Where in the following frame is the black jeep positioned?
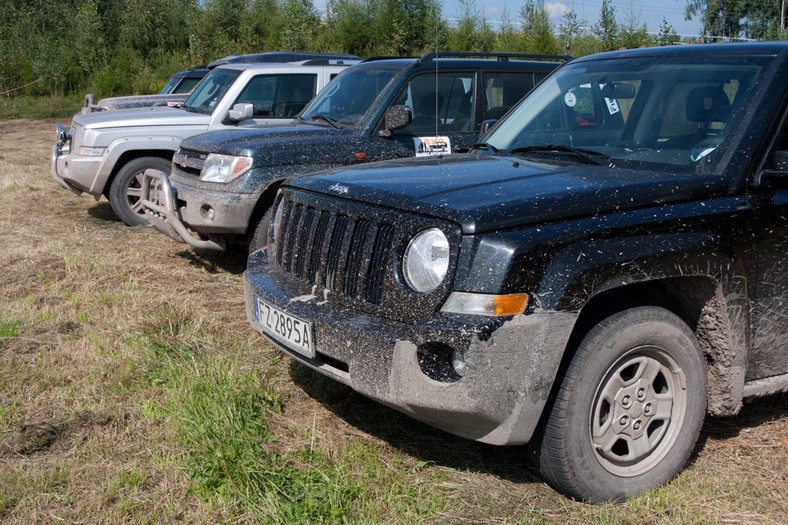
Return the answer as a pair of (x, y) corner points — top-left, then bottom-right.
(141, 52), (563, 251)
(244, 42), (788, 502)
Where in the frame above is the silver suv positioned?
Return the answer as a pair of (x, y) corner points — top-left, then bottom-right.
(52, 56), (357, 225)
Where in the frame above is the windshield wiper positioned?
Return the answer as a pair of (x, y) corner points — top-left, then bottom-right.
(309, 114), (340, 129)
(471, 142), (500, 154)
(508, 145), (609, 166)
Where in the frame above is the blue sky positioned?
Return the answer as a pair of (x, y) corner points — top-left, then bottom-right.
(311, 0), (704, 38)
(448, 0), (702, 37)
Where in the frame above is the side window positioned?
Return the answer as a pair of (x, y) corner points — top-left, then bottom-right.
(483, 72), (542, 121)
(172, 77), (201, 94)
(234, 74), (318, 118)
(394, 73), (476, 133)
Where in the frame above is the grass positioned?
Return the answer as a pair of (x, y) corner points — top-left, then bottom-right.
(0, 117), (786, 524)
(0, 94), (83, 120)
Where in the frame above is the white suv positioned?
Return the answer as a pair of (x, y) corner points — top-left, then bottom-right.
(52, 56), (357, 225)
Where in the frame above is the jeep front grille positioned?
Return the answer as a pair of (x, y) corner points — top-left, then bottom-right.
(274, 197), (395, 305)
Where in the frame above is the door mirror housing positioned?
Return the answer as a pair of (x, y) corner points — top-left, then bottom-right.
(479, 119), (497, 138)
(227, 103), (254, 123)
(379, 105), (412, 137)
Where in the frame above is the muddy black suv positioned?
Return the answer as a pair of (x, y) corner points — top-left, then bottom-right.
(244, 42), (788, 502)
(141, 52), (563, 251)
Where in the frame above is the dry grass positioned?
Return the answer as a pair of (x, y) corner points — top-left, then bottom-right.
(0, 118), (786, 523)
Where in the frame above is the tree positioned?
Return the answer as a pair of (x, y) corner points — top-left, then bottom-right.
(655, 17), (680, 47)
(279, 0), (321, 51)
(327, 0), (373, 55)
(684, 0), (747, 40)
(520, 0), (559, 54)
(618, 7), (649, 49)
(592, 0), (618, 51)
(446, 0), (495, 52)
(558, 10), (584, 52)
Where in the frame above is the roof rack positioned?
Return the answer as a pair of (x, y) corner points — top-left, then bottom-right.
(414, 51), (570, 66)
(361, 56), (418, 63)
(207, 52), (361, 69)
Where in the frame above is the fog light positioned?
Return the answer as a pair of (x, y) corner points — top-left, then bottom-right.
(451, 349), (466, 377)
(200, 204), (215, 221)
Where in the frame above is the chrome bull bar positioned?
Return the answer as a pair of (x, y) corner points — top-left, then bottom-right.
(140, 169), (225, 251)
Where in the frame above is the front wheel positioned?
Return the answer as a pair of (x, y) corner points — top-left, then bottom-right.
(109, 156), (171, 226)
(535, 306), (707, 502)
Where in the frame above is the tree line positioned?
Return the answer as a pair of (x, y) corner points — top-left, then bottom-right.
(1, 0), (786, 98)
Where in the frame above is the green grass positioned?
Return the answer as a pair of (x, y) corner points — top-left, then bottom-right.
(0, 94), (83, 120)
(0, 317), (19, 351)
(130, 307), (447, 523)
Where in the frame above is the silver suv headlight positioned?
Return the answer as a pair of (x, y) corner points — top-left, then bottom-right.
(200, 154), (253, 183)
(403, 228), (449, 293)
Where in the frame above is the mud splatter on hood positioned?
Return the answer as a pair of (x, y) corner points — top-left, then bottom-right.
(289, 154), (729, 235)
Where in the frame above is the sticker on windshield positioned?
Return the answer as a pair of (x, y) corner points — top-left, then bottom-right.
(564, 91), (577, 108)
(604, 97), (620, 115)
(414, 136), (451, 157)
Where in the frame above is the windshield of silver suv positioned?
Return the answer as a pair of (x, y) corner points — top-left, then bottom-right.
(299, 66), (399, 126)
(182, 68), (242, 114)
(485, 55), (769, 174)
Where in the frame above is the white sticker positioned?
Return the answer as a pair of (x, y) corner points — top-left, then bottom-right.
(564, 91), (577, 108)
(414, 136), (451, 157)
(604, 97), (620, 115)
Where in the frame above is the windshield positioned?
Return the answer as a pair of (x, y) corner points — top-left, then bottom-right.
(182, 68), (241, 114)
(486, 55), (769, 174)
(300, 66), (399, 126)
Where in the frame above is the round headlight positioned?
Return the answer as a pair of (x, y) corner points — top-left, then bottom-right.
(403, 228), (449, 293)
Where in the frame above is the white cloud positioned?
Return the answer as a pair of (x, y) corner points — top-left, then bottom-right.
(546, 2), (569, 19)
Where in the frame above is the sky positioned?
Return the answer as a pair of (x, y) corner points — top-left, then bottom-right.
(310, 0), (705, 39)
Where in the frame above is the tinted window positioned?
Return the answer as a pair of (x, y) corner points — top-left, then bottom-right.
(394, 72), (476, 133)
(234, 74), (318, 118)
(483, 71), (546, 121)
(171, 77), (202, 94)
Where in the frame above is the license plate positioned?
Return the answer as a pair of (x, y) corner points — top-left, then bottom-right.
(255, 296), (315, 358)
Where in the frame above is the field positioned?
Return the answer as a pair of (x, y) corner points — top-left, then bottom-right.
(1, 118), (787, 523)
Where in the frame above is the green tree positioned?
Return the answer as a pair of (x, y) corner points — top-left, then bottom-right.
(520, 0), (559, 54)
(280, 0), (321, 51)
(446, 0), (495, 52)
(684, 0), (747, 40)
(592, 0), (619, 51)
(619, 7), (649, 49)
(327, 0), (373, 55)
(369, 0), (444, 55)
(494, 7), (523, 53)
(655, 17), (680, 46)
(558, 10), (584, 53)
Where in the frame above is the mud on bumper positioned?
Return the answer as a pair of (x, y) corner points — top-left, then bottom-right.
(243, 248), (577, 446)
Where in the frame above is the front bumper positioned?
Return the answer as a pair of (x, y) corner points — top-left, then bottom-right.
(244, 248), (577, 446)
(50, 144), (104, 197)
(141, 170), (259, 251)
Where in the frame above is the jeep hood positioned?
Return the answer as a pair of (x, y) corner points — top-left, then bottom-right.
(183, 125), (361, 166)
(73, 106), (209, 129)
(289, 155), (729, 235)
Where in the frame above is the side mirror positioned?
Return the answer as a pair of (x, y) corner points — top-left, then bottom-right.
(227, 103), (254, 122)
(756, 150), (788, 189)
(378, 105), (412, 138)
(775, 150), (788, 171)
(479, 119), (497, 138)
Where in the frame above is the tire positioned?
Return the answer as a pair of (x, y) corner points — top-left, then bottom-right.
(248, 204), (274, 254)
(109, 156), (171, 226)
(535, 306), (707, 503)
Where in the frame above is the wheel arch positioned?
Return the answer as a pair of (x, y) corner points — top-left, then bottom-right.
(556, 276), (748, 419)
(103, 149), (175, 199)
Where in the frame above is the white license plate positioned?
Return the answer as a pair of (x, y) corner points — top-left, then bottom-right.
(255, 296), (315, 358)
